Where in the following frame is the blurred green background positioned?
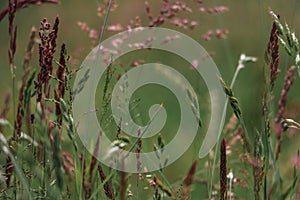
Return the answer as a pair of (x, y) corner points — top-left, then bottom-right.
(1, 0), (300, 198)
(1, 0), (300, 126)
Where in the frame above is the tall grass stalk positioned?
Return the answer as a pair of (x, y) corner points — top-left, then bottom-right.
(208, 54), (257, 198)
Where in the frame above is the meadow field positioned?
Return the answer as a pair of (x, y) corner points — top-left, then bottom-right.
(0, 0), (300, 199)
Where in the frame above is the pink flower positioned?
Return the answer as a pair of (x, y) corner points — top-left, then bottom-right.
(128, 190), (133, 197)
(291, 156), (300, 168)
(191, 59), (199, 69)
(107, 24), (123, 31)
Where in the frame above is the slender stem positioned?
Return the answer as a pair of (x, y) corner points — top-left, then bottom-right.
(87, 0), (112, 113)
(98, 0), (113, 47)
(230, 64), (242, 88)
(264, 175), (267, 200)
(228, 177), (232, 200)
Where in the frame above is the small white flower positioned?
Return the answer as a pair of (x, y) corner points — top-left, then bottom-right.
(227, 171), (234, 179)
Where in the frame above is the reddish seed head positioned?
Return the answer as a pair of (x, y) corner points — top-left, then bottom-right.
(220, 139), (227, 200)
